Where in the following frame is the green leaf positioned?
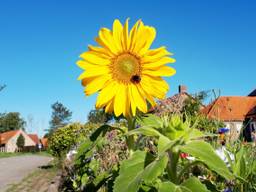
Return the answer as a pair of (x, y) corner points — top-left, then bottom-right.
(188, 129), (204, 140)
(137, 114), (163, 129)
(113, 151), (168, 192)
(75, 140), (93, 164)
(252, 160), (256, 175)
(234, 146), (246, 178)
(158, 181), (179, 192)
(157, 135), (175, 154)
(181, 177), (210, 192)
(180, 141), (233, 180)
(113, 151), (146, 192)
(90, 124), (114, 141)
(128, 127), (161, 137)
(81, 173), (89, 186)
(158, 182), (191, 192)
(142, 154), (168, 185)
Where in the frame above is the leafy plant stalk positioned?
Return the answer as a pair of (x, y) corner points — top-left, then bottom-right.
(127, 117), (136, 154)
(167, 150), (180, 184)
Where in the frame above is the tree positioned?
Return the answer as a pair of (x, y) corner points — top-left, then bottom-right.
(49, 102), (72, 131)
(16, 134), (25, 150)
(182, 91), (224, 133)
(0, 112), (26, 133)
(88, 109), (113, 124)
(182, 91), (208, 117)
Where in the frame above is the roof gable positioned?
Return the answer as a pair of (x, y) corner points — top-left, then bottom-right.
(28, 134), (39, 144)
(0, 130), (20, 144)
(41, 138), (48, 147)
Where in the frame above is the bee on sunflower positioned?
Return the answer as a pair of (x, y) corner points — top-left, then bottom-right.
(77, 19), (176, 117)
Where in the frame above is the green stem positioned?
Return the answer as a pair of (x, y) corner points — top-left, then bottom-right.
(167, 150), (180, 184)
(127, 117), (136, 154)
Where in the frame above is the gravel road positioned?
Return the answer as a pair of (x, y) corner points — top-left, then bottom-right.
(0, 155), (52, 192)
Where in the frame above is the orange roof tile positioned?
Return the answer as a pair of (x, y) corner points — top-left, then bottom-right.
(201, 96), (256, 121)
(0, 130), (20, 144)
(28, 134), (40, 144)
(41, 138), (48, 147)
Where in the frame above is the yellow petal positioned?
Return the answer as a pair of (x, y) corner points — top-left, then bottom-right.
(80, 51), (111, 65)
(84, 74), (110, 96)
(140, 75), (168, 99)
(131, 22), (156, 57)
(130, 84), (147, 114)
(104, 99), (114, 113)
(123, 86), (131, 117)
(131, 21), (144, 53)
(146, 46), (172, 56)
(88, 45), (113, 58)
(129, 20), (140, 51)
(98, 28), (119, 55)
(77, 60), (105, 70)
(138, 26), (156, 56)
(114, 84), (126, 117)
(81, 76), (98, 86)
(129, 84), (137, 116)
(112, 19), (123, 52)
(96, 81), (117, 108)
(142, 57), (176, 69)
(78, 67), (109, 80)
(142, 66), (176, 76)
(122, 18), (129, 51)
(138, 84), (157, 107)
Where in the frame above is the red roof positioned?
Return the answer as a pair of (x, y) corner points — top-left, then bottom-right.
(28, 134), (40, 144)
(201, 96), (256, 121)
(0, 130), (20, 144)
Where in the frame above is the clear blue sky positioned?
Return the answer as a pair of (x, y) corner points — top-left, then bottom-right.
(0, 0), (255, 136)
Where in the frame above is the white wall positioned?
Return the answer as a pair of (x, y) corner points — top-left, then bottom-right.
(224, 121), (243, 141)
(5, 130), (36, 152)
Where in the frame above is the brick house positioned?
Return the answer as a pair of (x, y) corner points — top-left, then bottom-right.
(0, 130), (36, 152)
(152, 85), (204, 115)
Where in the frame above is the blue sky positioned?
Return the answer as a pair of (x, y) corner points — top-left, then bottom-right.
(0, 0), (255, 136)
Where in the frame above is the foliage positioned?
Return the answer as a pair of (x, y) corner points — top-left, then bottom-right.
(48, 102), (72, 132)
(112, 114), (233, 192)
(16, 134), (25, 149)
(70, 124), (128, 191)
(48, 123), (90, 158)
(224, 142), (256, 191)
(62, 115), (236, 192)
(60, 114), (255, 192)
(192, 115), (225, 133)
(0, 112), (26, 133)
(182, 91), (224, 134)
(88, 109), (113, 124)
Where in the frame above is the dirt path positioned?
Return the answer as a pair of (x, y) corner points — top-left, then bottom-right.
(0, 155), (53, 192)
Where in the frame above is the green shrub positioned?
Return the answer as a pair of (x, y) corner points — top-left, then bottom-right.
(48, 122), (99, 158)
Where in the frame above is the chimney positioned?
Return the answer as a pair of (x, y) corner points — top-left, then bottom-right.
(179, 85), (187, 93)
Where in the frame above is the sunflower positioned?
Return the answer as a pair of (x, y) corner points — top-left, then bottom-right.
(77, 19), (176, 117)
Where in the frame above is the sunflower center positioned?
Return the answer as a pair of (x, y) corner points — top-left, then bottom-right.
(112, 53), (141, 83)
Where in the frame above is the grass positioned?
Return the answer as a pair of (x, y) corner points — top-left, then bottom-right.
(6, 161), (59, 192)
(0, 151), (52, 158)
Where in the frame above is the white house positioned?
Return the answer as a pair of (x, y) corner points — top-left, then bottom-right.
(0, 130), (36, 152)
(202, 95), (256, 141)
